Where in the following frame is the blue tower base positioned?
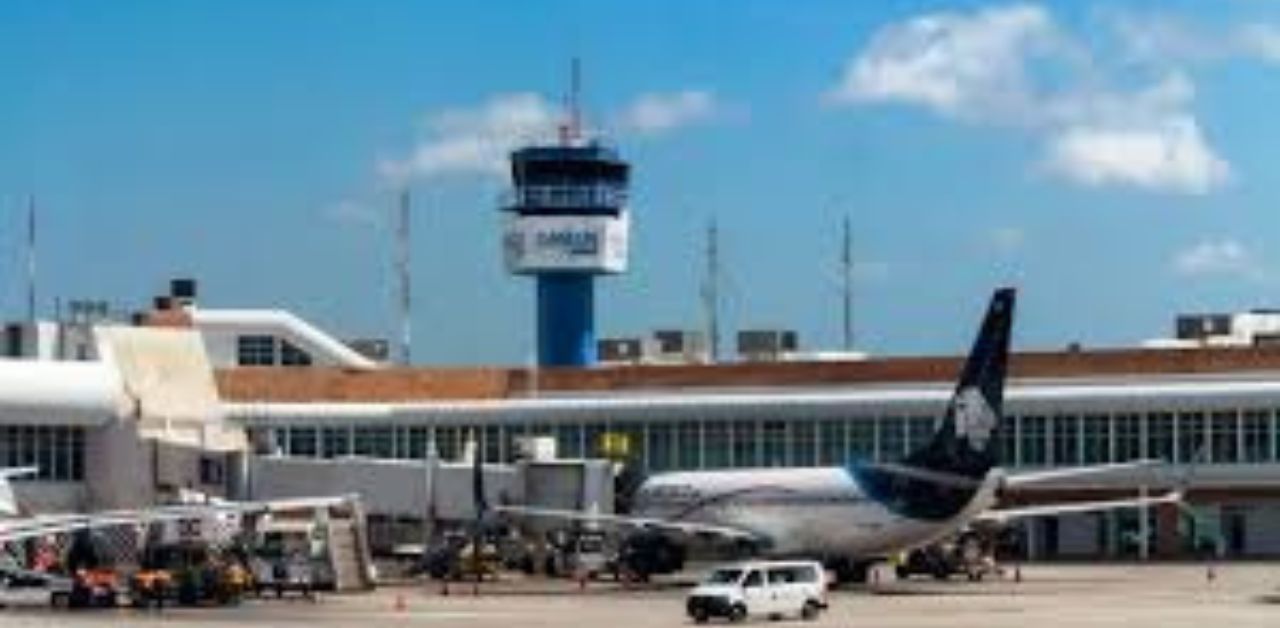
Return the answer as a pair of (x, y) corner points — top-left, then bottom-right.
(537, 274), (596, 367)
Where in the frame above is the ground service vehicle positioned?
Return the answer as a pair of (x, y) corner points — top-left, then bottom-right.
(250, 554), (315, 598)
(141, 544), (250, 606)
(0, 568), (73, 608)
(686, 561), (827, 623)
(69, 568), (119, 608)
(894, 531), (999, 581)
(129, 568), (174, 608)
(544, 530), (610, 579)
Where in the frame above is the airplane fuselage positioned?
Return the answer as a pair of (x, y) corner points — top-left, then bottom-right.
(632, 465), (1001, 560)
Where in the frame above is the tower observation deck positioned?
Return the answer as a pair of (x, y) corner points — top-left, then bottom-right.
(502, 143), (631, 367)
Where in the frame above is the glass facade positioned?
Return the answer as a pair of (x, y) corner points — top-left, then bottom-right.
(1115, 414), (1143, 461)
(1052, 415), (1079, 466)
(262, 406), (1280, 475)
(877, 417), (905, 462)
(1021, 416), (1047, 466)
(0, 426), (85, 481)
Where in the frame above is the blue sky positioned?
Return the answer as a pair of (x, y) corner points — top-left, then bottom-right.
(3, 1), (1280, 364)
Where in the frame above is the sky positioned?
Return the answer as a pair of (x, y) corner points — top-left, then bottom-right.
(4, 1), (1280, 365)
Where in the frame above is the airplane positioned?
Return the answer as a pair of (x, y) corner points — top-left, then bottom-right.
(489, 287), (1184, 583)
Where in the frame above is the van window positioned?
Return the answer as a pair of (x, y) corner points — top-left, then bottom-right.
(791, 566), (818, 583)
(705, 568), (743, 585)
(743, 570), (763, 588)
(767, 568), (794, 584)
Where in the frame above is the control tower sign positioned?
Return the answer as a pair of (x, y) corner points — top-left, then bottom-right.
(503, 213), (630, 274)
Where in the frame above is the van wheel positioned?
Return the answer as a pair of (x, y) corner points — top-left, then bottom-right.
(802, 600), (821, 620)
(728, 604), (747, 623)
(692, 608), (710, 624)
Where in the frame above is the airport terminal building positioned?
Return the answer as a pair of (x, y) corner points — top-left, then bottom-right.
(8, 290), (1280, 561)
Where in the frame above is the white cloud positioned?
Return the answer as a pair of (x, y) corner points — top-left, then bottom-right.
(380, 89), (728, 183)
(616, 90), (722, 135)
(1045, 117), (1229, 194)
(1111, 13), (1280, 66)
(830, 4), (1237, 195)
(378, 93), (558, 183)
(1173, 239), (1263, 279)
(826, 4), (1056, 121)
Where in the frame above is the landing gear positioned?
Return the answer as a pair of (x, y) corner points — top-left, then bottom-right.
(826, 558), (872, 585)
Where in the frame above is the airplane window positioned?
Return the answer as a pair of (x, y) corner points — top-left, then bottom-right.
(743, 571), (763, 588)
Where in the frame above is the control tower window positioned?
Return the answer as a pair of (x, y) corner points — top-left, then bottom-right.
(237, 335), (276, 366)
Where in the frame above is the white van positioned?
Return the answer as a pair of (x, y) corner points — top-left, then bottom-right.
(686, 561), (827, 623)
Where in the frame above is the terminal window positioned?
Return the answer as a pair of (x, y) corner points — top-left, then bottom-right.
(0, 426), (85, 481)
(237, 334), (276, 366)
(280, 340), (313, 366)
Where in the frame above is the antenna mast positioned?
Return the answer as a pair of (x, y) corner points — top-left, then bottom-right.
(560, 57), (583, 145)
(702, 218), (720, 363)
(26, 195), (36, 324)
(397, 188), (412, 365)
(841, 215), (853, 351)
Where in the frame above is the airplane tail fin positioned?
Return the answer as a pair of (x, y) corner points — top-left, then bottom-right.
(905, 287), (1016, 479)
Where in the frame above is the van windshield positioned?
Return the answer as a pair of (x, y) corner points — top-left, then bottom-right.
(704, 568), (743, 584)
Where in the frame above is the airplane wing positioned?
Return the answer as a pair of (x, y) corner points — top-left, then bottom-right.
(1002, 460), (1167, 488)
(494, 505), (761, 542)
(977, 489), (1183, 523)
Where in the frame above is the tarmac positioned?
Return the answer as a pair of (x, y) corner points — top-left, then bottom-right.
(4, 563), (1280, 627)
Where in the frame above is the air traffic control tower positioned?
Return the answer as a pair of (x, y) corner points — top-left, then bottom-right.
(501, 140), (631, 367)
